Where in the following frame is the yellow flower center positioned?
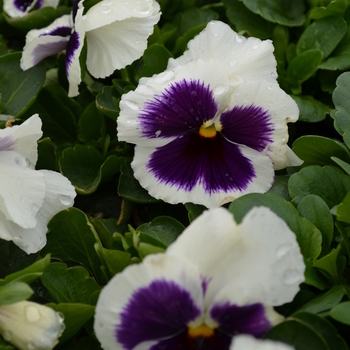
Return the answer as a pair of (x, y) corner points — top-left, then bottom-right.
(187, 324), (215, 338)
(199, 123), (217, 138)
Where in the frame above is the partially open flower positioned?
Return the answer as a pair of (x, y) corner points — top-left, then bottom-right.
(3, 0), (58, 18)
(94, 206), (305, 350)
(21, 0), (161, 96)
(230, 335), (294, 350)
(0, 300), (65, 350)
(0, 114), (76, 253)
(117, 20), (302, 208)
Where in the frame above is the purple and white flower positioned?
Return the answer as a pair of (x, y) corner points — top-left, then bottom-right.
(3, 0), (58, 18)
(0, 114), (76, 253)
(230, 335), (294, 350)
(94, 206), (305, 350)
(21, 0), (161, 97)
(117, 20), (303, 208)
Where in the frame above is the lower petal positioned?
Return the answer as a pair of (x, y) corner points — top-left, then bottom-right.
(3, 0), (36, 17)
(94, 254), (203, 350)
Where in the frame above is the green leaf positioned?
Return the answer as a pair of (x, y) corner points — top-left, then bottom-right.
(36, 137), (57, 171)
(297, 195), (333, 248)
(330, 301), (350, 325)
(331, 157), (350, 175)
(298, 285), (347, 313)
(297, 16), (347, 59)
(137, 216), (185, 248)
(241, 0), (305, 26)
(78, 102), (106, 146)
(60, 145), (121, 194)
(304, 258), (328, 290)
(225, 0), (274, 38)
(286, 49), (323, 92)
(309, 0), (350, 19)
(0, 254), (50, 287)
(136, 44), (173, 80)
(336, 191), (350, 223)
(293, 311), (348, 350)
(291, 95), (330, 122)
(185, 203), (206, 223)
(4, 6), (70, 30)
(41, 263), (101, 305)
(118, 158), (159, 203)
(288, 165), (350, 207)
(264, 319), (328, 350)
(313, 244), (343, 281)
(96, 86), (120, 120)
(292, 136), (350, 168)
(267, 175), (291, 201)
(320, 23), (350, 71)
(0, 282), (33, 305)
(46, 303), (94, 344)
(41, 208), (106, 285)
(332, 72), (350, 147)
(0, 52), (45, 118)
(228, 193), (322, 259)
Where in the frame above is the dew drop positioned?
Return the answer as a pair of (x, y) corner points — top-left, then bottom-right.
(213, 32), (219, 37)
(271, 72), (278, 78)
(31, 203), (40, 214)
(229, 58), (238, 68)
(213, 85), (226, 96)
(155, 130), (161, 137)
(267, 85), (272, 90)
(281, 137), (287, 142)
(59, 194), (73, 206)
(135, 40), (139, 44)
(252, 44), (259, 50)
(82, 14), (87, 19)
(15, 156), (30, 167)
(25, 306), (40, 323)
(100, 8), (112, 14)
(282, 270), (301, 285)
(124, 100), (139, 110)
(155, 71), (174, 84)
(136, 2), (149, 14)
(235, 35), (243, 43)
(276, 244), (290, 258)
(3, 331), (12, 341)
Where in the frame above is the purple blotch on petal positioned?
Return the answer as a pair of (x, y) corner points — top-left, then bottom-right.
(147, 132), (255, 193)
(39, 26), (72, 38)
(29, 40), (68, 67)
(140, 79), (218, 139)
(65, 30), (80, 76)
(201, 276), (212, 295)
(220, 105), (274, 152)
(116, 279), (201, 350)
(211, 302), (272, 338)
(0, 136), (15, 151)
(14, 0), (35, 12)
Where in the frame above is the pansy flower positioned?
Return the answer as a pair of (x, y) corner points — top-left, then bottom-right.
(3, 0), (58, 18)
(0, 300), (65, 350)
(0, 114), (76, 253)
(230, 335), (294, 350)
(117, 20), (303, 208)
(94, 206), (305, 350)
(21, 0), (161, 97)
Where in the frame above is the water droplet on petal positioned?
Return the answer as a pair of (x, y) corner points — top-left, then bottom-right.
(15, 156), (30, 167)
(282, 270), (301, 285)
(59, 194), (73, 206)
(155, 71), (175, 84)
(213, 85), (226, 96)
(31, 203), (39, 214)
(135, 40), (139, 44)
(213, 32), (219, 37)
(155, 130), (161, 137)
(26, 306), (41, 323)
(229, 58), (238, 68)
(136, 2), (149, 14)
(267, 85), (272, 90)
(235, 35), (243, 43)
(124, 100), (139, 110)
(100, 8), (112, 14)
(276, 244), (291, 258)
(3, 331), (12, 341)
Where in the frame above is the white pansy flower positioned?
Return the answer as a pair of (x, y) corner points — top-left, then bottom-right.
(0, 114), (76, 253)
(94, 206), (305, 350)
(0, 300), (64, 350)
(3, 0), (59, 18)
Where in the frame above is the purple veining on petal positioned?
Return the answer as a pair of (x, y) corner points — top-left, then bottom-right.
(29, 40), (68, 67)
(116, 279), (201, 350)
(0, 136), (15, 152)
(140, 79), (218, 139)
(220, 105), (274, 152)
(39, 26), (72, 38)
(65, 30), (80, 76)
(14, 0), (35, 12)
(211, 302), (272, 338)
(147, 132), (255, 193)
(201, 276), (212, 295)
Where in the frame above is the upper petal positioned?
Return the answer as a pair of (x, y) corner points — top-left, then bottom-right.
(94, 254), (203, 350)
(3, 0), (37, 17)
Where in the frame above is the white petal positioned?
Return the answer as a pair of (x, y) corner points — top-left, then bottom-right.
(286, 145), (303, 167)
(94, 253), (203, 350)
(67, 6), (85, 97)
(226, 80), (300, 170)
(0, 170), (76, 254)
(84, 3), (160, 78)
(0, 300), (64, 350)
(230, 335), (295, 350)
(168, 21), (277, 84)
(21, 14), (73, 71)
(40, 0), (59, 8)
(0, 151), (45, 229)
(3, 0), (37, 17)
(0, 114), (42, 166)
